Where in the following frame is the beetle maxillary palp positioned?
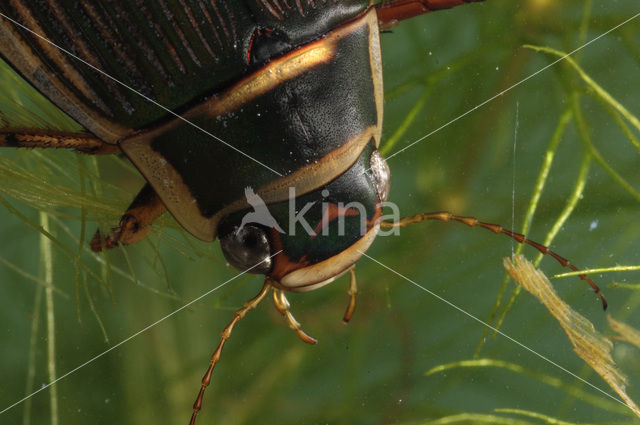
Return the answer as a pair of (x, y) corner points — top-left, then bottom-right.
(189, 280), (271, 425)
(381, 211), (607, 310)
(343, 268), (358, 323)
(272, 287), (318, 345)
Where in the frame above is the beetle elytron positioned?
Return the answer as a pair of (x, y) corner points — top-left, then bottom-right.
(0, 1), (606, 423)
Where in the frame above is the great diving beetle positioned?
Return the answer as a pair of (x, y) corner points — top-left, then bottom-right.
(0, 1), (613, 424)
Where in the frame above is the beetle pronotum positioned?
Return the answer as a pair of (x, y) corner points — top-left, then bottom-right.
(1, 1), (638, 424)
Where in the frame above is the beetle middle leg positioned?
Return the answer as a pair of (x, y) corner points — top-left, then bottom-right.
(90, 183), (167, 251)
(272, 287), (317, 345)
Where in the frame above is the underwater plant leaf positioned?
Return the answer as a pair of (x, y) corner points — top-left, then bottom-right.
(504, 255), (640, 419)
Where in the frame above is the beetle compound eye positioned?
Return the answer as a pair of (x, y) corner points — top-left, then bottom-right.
(369, 150), (391, 203)
(219, 225), (272, 274)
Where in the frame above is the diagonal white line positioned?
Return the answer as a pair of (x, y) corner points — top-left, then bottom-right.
(0, 12), (283, 177)
(384, 10), (640, 163)
(358, 250), (632, 412)
(0, 250), (281, 417)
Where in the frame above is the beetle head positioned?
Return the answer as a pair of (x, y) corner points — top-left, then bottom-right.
(218, 144), (390, 291)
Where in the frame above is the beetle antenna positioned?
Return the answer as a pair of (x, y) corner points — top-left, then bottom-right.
(381, 212), (607, 310)
(189, 280), (271, 425)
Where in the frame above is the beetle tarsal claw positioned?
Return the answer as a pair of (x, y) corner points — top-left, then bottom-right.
(90, 184), (166, 252)
(89, 227), (120, 252)
(272, 288), (317, 345)
(89, 216), (140, 252)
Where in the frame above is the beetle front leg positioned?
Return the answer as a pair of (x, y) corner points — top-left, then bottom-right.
(272, 287), (317, 345)
(342, 268), (358, 323)
(90, 183), (166, 251)
(0, 130), (120, 154)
